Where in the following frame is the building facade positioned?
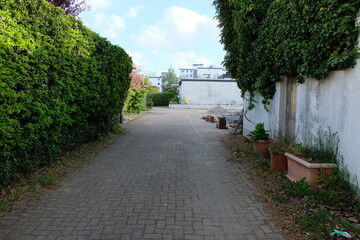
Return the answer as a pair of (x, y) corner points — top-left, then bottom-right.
(179, 64), (229, 79)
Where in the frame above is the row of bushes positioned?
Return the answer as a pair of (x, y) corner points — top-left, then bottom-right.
(151, 90), (178, 106)
(0, 0), (132, 187)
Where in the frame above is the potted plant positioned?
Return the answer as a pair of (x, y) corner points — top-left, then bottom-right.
(269, 136), (293, 172)
(285, 128), (339, 183)
(248, 123), (270, 158)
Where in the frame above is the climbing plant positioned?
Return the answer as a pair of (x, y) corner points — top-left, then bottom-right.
(214, 0), (360, 108)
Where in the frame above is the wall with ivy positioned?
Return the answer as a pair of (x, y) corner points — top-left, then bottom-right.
(214, 0), (360, 107)
(243, 64), (360, 190)
(0, 0), (132, 188)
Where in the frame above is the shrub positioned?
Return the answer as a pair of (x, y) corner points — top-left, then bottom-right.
(0, 0), (132, 188)
(124, 89), (147, 114)
(248, 123), (270, 141)
(151, 92), (174, 106)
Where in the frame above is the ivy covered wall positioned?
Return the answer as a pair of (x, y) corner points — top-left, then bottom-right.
(0, 0), (133, 187)
(214, 0), (360, 107)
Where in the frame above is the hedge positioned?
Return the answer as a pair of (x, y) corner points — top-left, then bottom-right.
(0, 0), (132, 188)
(151, 92), (174, 106)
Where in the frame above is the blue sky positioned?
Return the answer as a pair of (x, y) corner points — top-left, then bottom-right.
(79, 0), (225, 76)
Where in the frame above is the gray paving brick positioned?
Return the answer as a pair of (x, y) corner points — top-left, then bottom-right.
(0, 108), (284, 240)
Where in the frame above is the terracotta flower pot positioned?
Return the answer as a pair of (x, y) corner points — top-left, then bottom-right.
(285, 152), (338, 183)
(270, 151), (287, 172)
(253, 140), (269, 158)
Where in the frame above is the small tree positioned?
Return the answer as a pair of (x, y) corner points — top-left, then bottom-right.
(129, 65), (145, 90)
(161, 66), (178, 90)
(46, 0), (90, 16)
(125, 65), (147, 113)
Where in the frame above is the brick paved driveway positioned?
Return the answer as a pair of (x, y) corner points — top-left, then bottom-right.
(0, 108), (283, 240)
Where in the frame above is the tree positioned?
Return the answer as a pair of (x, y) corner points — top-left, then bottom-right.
(124, 65), (147, 113)
(129, 65), (145, 90)
(46, 0), (89, 16)
(161, 67), (178, 90)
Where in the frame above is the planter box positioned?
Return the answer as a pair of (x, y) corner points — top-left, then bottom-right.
(285, 152), (338, 183)
(253, 140), (269, 158)
(270, 151), (287, 172)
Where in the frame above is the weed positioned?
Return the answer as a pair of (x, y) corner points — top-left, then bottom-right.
(34, 175), (56, 187)
(0, 203), (11, 211)
(272, 194), (286, 203)
(284, 178), (313, 198)
(299, 208), (329, 239)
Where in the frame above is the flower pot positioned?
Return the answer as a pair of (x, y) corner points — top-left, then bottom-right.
(285, 152), (338, 183)
(270, 151), (287, 172)
(253, 140), (269, 158)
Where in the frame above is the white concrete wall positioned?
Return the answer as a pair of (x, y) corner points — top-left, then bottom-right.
(243, 63), (360, 189)
(243, 80), (285, 137)
(296, 68), (360, 187)
(179, 80), (243, 107)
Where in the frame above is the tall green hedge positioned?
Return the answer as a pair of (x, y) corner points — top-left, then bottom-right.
(0, 0), (132, 187)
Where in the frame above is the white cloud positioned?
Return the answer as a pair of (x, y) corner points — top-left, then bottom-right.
(101, 15), (126, 39)
(165, 7), (213, 34)
(86, 0), (113, 10)
(126, 5), (145, 18)
(131, 6), (219, 50)
(127, 51), (143, 65)
(168, 52), (211, 69)
(103, 29), (117, 39)
(111, 15), (126, 29)
(94, 13), (107, 26)
(133, 25), (168, 49)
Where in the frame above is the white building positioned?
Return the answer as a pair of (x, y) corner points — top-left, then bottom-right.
(179, 64), (229, 79)
(148, 76), (162, 91)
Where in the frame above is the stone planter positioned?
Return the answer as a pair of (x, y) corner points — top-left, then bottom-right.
(285, 152), (338, 183)
(270, 151), (287, 172)
(253, 140), (269, 158)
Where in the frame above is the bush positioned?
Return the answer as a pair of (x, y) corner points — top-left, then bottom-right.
(124, 89), (147, 114)
(0, 0), (132, 188)
(151, 92), (174, 106)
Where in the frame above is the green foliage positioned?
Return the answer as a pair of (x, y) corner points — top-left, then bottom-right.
(285, 178), (313, 197)
(165, 88), (179, 103)
(0, 0), (132, 188)
(151, 92), (174, 106)
(214, 0), (360, 108)
(161, 66), (178, 89)
(288, 127), (339, 163)
(124, 89), (147, 114)
(298, 208), (329, 238)
(248, 123), (270, 141)
(34, 175), (56, 187)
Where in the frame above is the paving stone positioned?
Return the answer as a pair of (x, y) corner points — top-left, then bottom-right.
(0, 108), (284, 240)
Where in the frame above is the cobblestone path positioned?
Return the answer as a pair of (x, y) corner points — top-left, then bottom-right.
(0, 108), (283, 240)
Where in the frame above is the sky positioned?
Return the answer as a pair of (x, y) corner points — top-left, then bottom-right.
(79, 0), (226, 76)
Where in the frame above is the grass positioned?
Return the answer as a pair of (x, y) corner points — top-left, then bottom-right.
(0, 125), (126, 212)
(224, 134), (360, 240)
